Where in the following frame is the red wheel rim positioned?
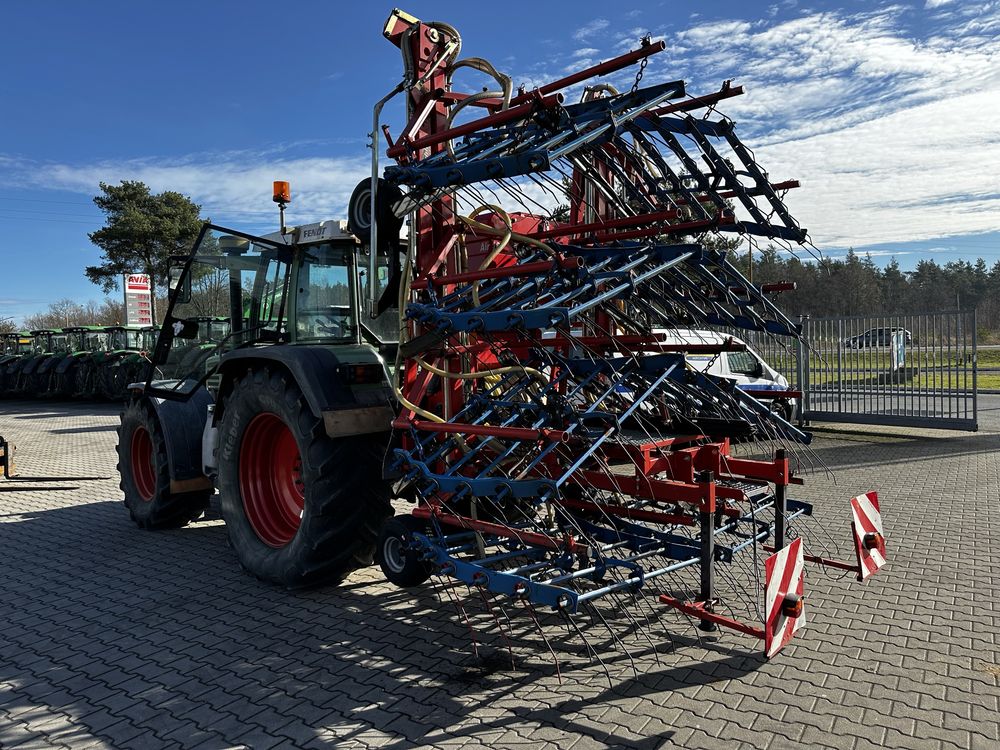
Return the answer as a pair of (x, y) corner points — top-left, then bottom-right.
(239, 413), (304, 548)
(130, 425), (156, 502)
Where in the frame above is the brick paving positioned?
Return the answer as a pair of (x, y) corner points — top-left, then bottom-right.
(0, 398), (998, 749)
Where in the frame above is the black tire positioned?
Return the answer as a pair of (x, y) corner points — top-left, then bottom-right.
(768, 399), (792, 422)
(217, 368), (393, 588)
(377, 515), (434, 588)
(117, 398), (211, 529)
(50, 360), (78, 399)
(73, 360), (93, 398)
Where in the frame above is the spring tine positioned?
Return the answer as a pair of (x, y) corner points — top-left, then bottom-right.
(476, 584), (516, 671)
(439, 578), (480, 661)
(564, 609), (613, 689)
(525, 600), (562, 684)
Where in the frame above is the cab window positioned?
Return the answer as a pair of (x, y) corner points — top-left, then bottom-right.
(727, 351), (761, 377)
(295, 244), (355, 342)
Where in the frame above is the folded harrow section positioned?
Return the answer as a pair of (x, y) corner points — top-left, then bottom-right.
(369, 10), (886, 661)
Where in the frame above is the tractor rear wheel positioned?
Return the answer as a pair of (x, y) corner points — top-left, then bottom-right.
(217, 369), (392, 588)
(117, 398), (211, 528)
(73, 360), (92, 397)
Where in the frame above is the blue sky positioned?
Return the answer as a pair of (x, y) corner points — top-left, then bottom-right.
(1, 0), (998, 323)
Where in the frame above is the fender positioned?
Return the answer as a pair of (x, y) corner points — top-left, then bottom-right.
(23, 355), (51, 376)
(146, 388), (215, 489)
(55, 354), (83, 375)
(216, 347), (394, 438)
(217, 347), (358, 417)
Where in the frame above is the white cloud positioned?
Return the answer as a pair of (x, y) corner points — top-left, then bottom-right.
(573, 19), (610, 41)
(756, 87), (1000, 247)
(4, 151), (371, 232)
(514, 3), (1000, 251)
(925, 0), (955, 7)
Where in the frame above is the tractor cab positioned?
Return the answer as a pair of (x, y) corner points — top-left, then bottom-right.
(1, 332), (30, 358)
(106, 326), (144, 353)
(64, 326), (110, 354)
(30, 330), (57, 355)
(144, 218), (398, 400)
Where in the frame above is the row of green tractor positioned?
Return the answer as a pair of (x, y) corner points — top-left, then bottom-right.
(0, 318), (230, 400)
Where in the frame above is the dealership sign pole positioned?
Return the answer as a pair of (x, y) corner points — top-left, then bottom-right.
(123, 273), (153, 326)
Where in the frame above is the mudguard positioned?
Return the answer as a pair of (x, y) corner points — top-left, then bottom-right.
(147, 387), (215, 482)
(22, 356), (49, 376)
(55, 354), (82, 375)
(216, 347), (358, 418)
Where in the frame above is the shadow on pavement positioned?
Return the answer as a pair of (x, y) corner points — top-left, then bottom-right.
(0, 499), (762, 749)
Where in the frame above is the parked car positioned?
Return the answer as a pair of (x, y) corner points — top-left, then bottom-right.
(843, 327), (912, 349)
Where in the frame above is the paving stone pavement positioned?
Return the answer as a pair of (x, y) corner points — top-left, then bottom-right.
(0, 398), (998, 750)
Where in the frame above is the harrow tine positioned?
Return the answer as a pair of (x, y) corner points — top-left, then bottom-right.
(524, 600), (562, 684)
(475, 584), (517, 671)
(565, 608), (614, 690)
(439, 577), (480, 661)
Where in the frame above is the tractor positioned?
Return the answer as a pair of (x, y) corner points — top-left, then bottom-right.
(117, 218), (399, 587)
(49, 326), (110, 398)
(13, 330), (69, 397)
(96, 325), (148, 400)
(0, 332), (32, 394)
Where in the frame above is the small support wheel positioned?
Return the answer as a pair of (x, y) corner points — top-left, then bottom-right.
(378, 515), (433, 588)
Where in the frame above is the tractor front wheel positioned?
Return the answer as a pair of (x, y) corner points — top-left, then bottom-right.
(117, 399), (211, 528)
(217, 369), (392, 588)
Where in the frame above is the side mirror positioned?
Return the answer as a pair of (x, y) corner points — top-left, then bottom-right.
(168, 264), (191, 304)
(754, 361), (765, 378)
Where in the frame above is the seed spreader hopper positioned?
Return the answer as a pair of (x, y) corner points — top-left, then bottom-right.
(359, 9), (887, 661)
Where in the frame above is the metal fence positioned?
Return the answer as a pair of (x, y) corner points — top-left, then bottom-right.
(714, 309), (978, 431)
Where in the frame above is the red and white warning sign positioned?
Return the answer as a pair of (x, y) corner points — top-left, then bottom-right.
(850, 491), (886, 582)
(764, 537), (805, 658)
(123, 273), (153, 326)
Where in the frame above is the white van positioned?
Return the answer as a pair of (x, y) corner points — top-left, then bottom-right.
(655, 329), (797, 421)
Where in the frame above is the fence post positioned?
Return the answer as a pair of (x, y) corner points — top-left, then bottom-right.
(797, 315), (807, 427)
(837, 318), (844, 414)
(972, 308), (978, 430)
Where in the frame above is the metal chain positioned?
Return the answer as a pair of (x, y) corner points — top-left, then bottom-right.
(630, 37), (651, 94)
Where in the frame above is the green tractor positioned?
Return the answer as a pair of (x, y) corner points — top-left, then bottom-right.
(49, 326), (110, 398)
(96, 326), (150, 400)
(15, 330), (70, 397)
(0, 332), (32, 395)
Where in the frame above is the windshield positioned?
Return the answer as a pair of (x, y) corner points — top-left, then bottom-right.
(141, 328), (158, 350)
(109, 329), (137, 350)
(83, 332), (108, 351)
